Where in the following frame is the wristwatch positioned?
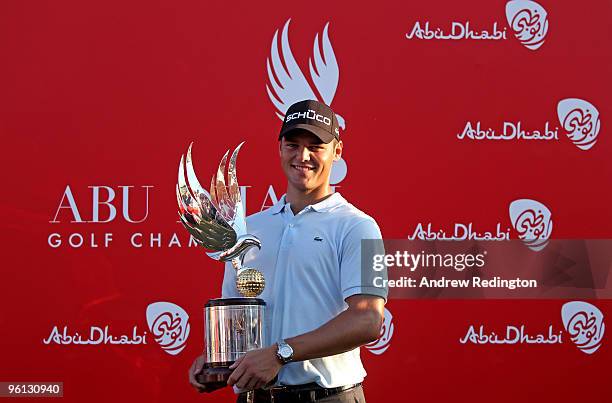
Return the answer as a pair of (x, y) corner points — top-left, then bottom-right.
(276, 339), (294, 364)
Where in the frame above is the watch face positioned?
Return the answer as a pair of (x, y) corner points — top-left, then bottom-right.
(280, 345), (292, 358)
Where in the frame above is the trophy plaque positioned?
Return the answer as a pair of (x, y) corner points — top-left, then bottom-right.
(176, 142), (265, 387)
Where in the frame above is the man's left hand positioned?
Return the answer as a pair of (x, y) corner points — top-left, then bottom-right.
(227, 345), (282, 390)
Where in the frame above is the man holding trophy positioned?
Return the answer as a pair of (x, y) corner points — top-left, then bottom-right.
(182, 100), (387, 402)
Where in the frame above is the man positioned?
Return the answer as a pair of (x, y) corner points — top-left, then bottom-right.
(189, 100), (387, 402)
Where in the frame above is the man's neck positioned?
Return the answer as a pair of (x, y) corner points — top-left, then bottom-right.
(285, 186), (333, 215)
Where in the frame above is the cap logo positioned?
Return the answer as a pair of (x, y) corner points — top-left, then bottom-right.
(285, 109), (332, 126)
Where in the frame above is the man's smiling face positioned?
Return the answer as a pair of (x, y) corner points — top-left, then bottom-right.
(279, 129), (342, 194)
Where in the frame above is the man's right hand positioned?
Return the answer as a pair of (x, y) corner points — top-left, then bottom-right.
(189, 355), (225, 393)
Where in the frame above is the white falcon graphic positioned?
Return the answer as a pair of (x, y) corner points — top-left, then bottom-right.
(266, 19), (345, 130)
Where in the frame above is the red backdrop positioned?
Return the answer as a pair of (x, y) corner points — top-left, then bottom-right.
(1, 0), (610, 402)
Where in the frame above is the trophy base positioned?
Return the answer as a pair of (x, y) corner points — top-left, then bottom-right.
(196, 362), (233, 388)
(200, 298), (267, 389)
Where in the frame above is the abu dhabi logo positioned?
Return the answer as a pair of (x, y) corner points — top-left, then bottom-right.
(43, 325), (147, 345)
(460, 301), (605, 355)
(146, 301), (190, 356)
(266, 18), (344, 128)
(405, 0), (548, 51)
(505, 0), (549, 50)
(457, 99), (601, 151)
(408, 198), (551, 249)
(365, 308), (394, 355)
(561, 301), (605, 355)
(266, 18), (347, 186)
(509, 199), (553, 252)
(557, 98), (601, 151)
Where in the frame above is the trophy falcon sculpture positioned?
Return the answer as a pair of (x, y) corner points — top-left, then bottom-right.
(176, 142), (265, 297)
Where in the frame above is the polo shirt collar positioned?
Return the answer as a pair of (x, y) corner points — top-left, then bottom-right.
(269, 193), (345, 215)
(269, 195), (288, 215)
(310, 192), (345, 212)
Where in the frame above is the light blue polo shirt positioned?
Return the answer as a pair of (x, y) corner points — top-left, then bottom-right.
(221, 192), (387, 388)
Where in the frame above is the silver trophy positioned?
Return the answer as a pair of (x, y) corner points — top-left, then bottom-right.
(176, 142), (265, 387)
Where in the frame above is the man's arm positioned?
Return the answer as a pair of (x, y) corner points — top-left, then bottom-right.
(226, 294), (384, 390)
(285, 294), (384, 360)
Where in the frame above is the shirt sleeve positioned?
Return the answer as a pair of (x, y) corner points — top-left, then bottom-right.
(339, 218), (388, 301)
